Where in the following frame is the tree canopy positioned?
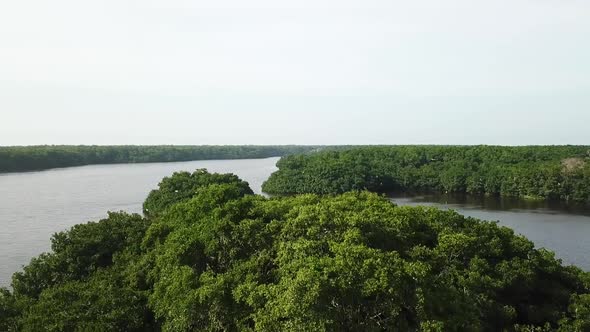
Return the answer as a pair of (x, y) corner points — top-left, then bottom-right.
(0, 145), (319, 173)
(2, 169), (590, 331)
(262, 145), (590, 204)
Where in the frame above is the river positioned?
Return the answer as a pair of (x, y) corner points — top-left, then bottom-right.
(390, 193), (590, 270)
(0, 157), (589, 286)
(0, 157), (279, 286)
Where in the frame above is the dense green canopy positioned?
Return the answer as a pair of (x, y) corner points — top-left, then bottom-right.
(2, 170), (590, 331)
(0, 145), (318, 173)
(262, 146), (590, 204)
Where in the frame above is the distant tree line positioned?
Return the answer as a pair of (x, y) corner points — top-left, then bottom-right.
(262, 145), (590, 203)
(0, 145), (319, 173)
(2, 170), (590, 331)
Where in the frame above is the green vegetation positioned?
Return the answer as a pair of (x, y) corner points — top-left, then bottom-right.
(262, 145), (590, 204)
(2, 170), (590, 331)
(0, 145), (319, 173)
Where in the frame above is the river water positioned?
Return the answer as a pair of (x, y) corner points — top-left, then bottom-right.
(0, 157), (589, 286)
(390, 193), (590, 270)
(0, 157), (279, 286)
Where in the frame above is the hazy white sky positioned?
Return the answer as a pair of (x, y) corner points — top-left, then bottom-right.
(1, 0), (589, 145)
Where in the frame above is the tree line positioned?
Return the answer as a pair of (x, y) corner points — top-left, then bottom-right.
(262, 145), (590, 204)
(2, 170), (590, 331)
(0, 145), (320, 173)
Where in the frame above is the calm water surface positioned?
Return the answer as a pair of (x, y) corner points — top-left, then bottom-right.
(0, 158), (279, 286)
(1, 159), (589, 287)
(391, 193), (590, 270)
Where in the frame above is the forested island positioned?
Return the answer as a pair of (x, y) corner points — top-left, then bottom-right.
(263, 146), (590, 204)
(0, 145), (319, 173)
(2, 170), (590, 331)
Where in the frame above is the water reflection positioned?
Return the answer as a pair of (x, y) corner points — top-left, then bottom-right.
(389, 192), (590, 216)
(389, 192), (590, 270)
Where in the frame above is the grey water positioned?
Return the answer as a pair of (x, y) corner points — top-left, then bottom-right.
(0, 157), (279, 286)
(390, 193), (590, 270)
(1, 158), (589, 287)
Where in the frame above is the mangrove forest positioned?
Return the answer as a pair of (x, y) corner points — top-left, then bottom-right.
(0, 145), (319, 173)
(1, 170), (589, 331)
(262, 145), (590, 204)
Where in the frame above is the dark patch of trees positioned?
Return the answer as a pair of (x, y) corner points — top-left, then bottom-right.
(2, 170), (590, 331)
(262, 145), (590, 204)
(0, 145), (319, 173)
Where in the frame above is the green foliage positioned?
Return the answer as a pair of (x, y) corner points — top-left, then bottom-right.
(19, 270), (152, 332)
(3, 170), (589, 331)
(145, 189), (589, 331)
(0, 145), (318, 173)
(262, 145), (590, 204)
(558, 294), (590, 331)
(11, 212), (149, 298)
(0, 288), (22, 331)
(143, 168), (253, 218)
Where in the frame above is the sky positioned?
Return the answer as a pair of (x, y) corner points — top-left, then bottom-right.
(1, 0), (589, 146)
